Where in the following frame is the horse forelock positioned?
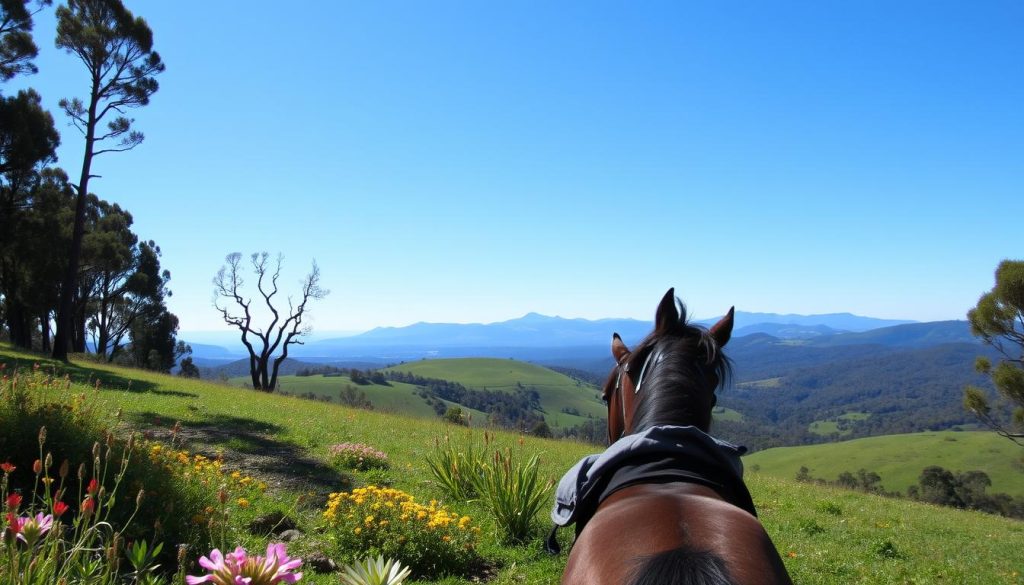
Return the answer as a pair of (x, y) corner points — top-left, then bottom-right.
(627, 304), (732, 434)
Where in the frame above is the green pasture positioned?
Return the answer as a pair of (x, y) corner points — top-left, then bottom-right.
(387, 357), (606, 420)
(231, 374), (441, 418)
(232, 356), (606, 429)
(747, 430), (1024, 498)
(712, 406), (745, 422)
(737, 377), (784, 389)
(808, 411), (872, 436)
(3, 343), (1023, 584)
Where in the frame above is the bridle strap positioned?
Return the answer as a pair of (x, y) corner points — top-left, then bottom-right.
(613, 347), (664, 440)
(634, 349), (664, 396)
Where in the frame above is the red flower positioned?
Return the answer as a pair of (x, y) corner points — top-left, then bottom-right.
(81, 497), (95, 516)
(4, 512), (18, 532)
(53, 501), (69, 517)
(86, 479), (99, 495)
(5, 493), (21, 511)
(0, 462), (14, 474)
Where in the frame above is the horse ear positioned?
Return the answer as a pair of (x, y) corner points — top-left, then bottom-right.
(710, 307), (735, 347)
(612, 333), (630, 363)
(654, 288), (679, 333)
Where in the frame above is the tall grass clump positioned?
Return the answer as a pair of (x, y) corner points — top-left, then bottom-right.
(424, 433), (488, 500)
(471, 449), (553, 543)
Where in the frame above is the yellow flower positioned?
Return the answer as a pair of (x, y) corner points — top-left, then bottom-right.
(353, 527), (362, 535)
(237, 498), (250, 508)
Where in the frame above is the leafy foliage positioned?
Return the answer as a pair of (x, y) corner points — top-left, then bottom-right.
(340, 555), (412, 585)
(965, 259), (1024, 444)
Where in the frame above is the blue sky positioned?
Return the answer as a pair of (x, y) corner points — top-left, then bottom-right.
(10, 1), (1024, 334)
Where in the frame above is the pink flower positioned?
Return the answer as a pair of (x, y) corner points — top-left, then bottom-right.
(20, 513), (52, 543)
(187, 543), (302, 585)
(5, 513), (52, 545)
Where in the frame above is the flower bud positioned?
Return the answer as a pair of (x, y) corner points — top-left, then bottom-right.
(44, 453), (52, 469)
(59, 459), (69, 479)
(77, 463), (86, 481)
(33, 459), (42, 475)
(38, 426), (47, 446)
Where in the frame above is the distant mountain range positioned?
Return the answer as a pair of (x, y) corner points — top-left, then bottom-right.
(184, 311), (963, 365)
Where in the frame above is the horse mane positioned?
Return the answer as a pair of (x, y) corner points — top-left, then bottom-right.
(630, 546), (736, 585)
(627, 299), (732, 434)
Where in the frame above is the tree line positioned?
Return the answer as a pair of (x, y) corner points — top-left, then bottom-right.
(795, 465), (1024, 520)
(0, 0), (189, 373)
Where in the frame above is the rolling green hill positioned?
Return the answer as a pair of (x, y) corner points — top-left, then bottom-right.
(386, 357), (605, 421)
(229, 358), (606, 430)
(745, 430), (1024, 498)
(3, 343), (1024, 584)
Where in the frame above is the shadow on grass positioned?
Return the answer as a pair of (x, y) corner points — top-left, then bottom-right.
(0, 349), (196, 397)
(132, 411), (350, 501)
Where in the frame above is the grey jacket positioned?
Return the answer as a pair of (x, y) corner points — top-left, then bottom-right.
(550, 425), (752, 531)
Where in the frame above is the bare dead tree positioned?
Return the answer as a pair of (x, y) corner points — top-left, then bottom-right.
(213, 252), (328, 391)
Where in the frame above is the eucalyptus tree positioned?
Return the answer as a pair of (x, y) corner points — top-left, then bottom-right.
(214, 253), (329, 391)
(0, 0), (51, 82)
(0, 88), (59, 348)
(965, 260), (1024, 446)
(51, 0), (163, 359)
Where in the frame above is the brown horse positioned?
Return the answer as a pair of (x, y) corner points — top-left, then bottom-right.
(558, 289), (792, 585)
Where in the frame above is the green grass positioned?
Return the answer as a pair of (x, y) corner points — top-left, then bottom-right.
(711, 406), (745, 422)
(233, 357), (607, 429)
(747, 430), (1024, 498)
(3, 343), (1024, 584)
(233, 374), (442, 418)
(737, 377), (784, 389)
(808, 411), (872, 436)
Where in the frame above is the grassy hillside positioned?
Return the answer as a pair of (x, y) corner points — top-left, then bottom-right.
(228, 357), (606, 429)
(746, 431), (1024, 498)
(2, 344), (1023, 584)
(387, 358), (605, 421)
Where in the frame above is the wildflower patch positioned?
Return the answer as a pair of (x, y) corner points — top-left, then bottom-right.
(328, 443), (389, 471)
(322, 485), (478, 578)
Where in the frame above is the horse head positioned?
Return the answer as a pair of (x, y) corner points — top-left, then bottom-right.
(601, 288), (734, 443)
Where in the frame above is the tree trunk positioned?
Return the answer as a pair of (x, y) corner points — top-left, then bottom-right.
(53, 86), (99, 361)
(40, 311), (50, 353)
(73, 293), (87, 353)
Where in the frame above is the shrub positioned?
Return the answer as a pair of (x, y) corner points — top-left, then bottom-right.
(328, 443), (389, 471)
(322, 486), (478, 578)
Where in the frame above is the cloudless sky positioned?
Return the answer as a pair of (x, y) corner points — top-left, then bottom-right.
(9, 1), (1024, 334)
